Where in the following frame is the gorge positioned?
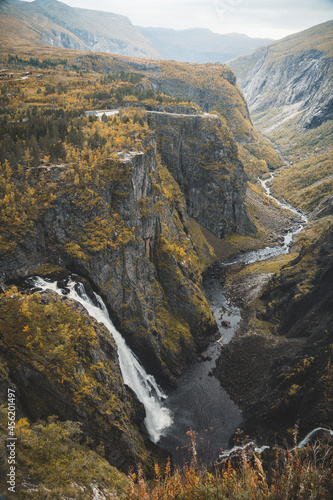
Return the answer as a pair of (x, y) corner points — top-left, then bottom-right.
(22, 168), (316, 467)
(0, 13), (332, 498)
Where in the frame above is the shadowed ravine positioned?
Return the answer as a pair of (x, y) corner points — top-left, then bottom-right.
(27, 174), (310, 465)
(158, 276), (242, 464)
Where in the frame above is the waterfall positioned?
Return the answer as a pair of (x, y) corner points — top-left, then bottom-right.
(29, 276), (173, 443)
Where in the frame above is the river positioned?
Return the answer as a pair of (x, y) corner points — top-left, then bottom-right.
(159, 172), (309, 463)
(158, 275), (243, 464)
(223, 173), (308, 266)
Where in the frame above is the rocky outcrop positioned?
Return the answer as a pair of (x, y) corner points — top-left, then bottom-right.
(147, 111), (256, 238)
(229, 21), (333, 130)
(120, 59), (283, 170)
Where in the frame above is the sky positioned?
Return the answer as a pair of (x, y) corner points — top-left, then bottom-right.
(22, 0), (333, 40)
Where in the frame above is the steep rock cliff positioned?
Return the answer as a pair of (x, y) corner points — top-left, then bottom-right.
(147, 110), (256, 238)
(229, 21), (333, 131)
(0, 133), (218, 387)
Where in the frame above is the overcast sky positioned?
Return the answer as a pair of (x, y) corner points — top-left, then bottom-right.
(23, 0), (333, 39)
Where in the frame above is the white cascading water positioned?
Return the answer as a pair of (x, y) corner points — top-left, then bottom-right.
(297, 427), (333, 449)
(29, 276), (172, 443)
(219, 427), (333, 460)
(259, 173), (308, 225)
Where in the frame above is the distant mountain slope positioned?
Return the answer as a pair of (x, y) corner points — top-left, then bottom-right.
(136, 26), (272, 63)
(229, 20), (333, 131)
(229, 21), (333, 223)
(0, 0), (160, 59)
(0, 0), (271, 63)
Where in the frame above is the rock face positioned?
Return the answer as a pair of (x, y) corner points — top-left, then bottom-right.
(147, 110), (256, 238)
(0, 135), (214, 386)
(229, 21), (333, 130)
(122, 59), (282, 170)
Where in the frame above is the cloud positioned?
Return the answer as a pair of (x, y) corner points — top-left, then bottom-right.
(208, 0), (333, 37)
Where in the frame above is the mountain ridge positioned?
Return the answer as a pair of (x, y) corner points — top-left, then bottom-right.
(229, 20), (333, 130)
(136, 26), (272, 64)
(0, 0), (160, 58)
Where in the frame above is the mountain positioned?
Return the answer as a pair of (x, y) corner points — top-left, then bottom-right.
(136, 26), (272, 64)
(229, 20), (333, 132)
(0, 17), (332, 497)
(229, 20), (333, 213)
(0, 0), (160, 58)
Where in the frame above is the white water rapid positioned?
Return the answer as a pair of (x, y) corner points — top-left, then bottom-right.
(29, 276), (172, 443)
(225, 173), (308, 266)
(218, 427), (333, 461)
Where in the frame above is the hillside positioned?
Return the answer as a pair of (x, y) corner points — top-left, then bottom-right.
(229, 20), (333, 129)
(0, 0), (160, 59)
(136, 26), (272, 64)
(0, 0), (283, 175)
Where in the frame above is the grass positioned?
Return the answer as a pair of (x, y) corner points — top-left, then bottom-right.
(125, 428), (333, 499)
(2, 416), (332, 499)
(0, 408), (128, 499)
(270, 150), (333, 213)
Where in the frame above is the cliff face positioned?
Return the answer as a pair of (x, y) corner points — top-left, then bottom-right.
(229, 21), (333, 131)
(0, 132), (221, 387)
(0, 101), (258, 388)
(147, 110), (256, 238)
(123, 59), (283, 172)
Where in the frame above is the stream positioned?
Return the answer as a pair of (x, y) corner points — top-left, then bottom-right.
(224, 173), (308, 266)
